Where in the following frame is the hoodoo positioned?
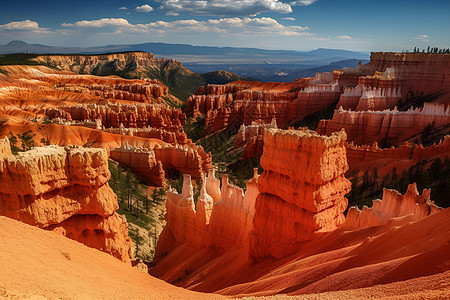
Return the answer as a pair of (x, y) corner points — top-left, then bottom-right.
(0, 136), (132, 263)
(249, 128), (351, 259)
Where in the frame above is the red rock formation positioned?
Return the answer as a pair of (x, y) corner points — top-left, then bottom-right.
(342, 183), (442, 230)
(234, 119), (277, 160)
(333, 52), (450, 101)
(186, 80), (313, 133)
(346, 135), (450, 167)
(155, 169), (259, 257)
(337, 85), (402, 111)
(110, 145), (165, 186)
(204, 83), (339, 133)
(153, 144), (212, 180)
(249, 128), (351, 259)
(0, 137), (132, 263)
(102, 125), (188, 145)
(317, 103), (450, 146)
(45, 103), (186, 131)
(186, 93), (233, 117)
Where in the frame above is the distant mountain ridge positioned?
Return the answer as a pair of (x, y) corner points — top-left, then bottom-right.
(0, 40), (369, 58)
(7, 51), (245, 100)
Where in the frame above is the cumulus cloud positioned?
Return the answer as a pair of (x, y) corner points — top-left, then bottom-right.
(0, 20), (40, 30)
(282, 17), (296, 21)
(0, 19), (52, 35)
(62, 18), (131, 28)
(118, 7), (128, 10)
(61, 17), (310, 37)
(135, 4), (154, 13)
(290, 0), (318, 5)
(337, 35), (353, 40)
(414, 34), (429, 42)
(158, 0), (292, 16)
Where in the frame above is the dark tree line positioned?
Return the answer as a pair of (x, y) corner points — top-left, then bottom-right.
(411, 47), (450, 54)
(347, 157), (450, 210)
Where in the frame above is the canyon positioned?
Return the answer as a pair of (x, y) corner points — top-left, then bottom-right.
(0, 50), (449, 299)
(0, 64), (212, 185)
(150, 127), (448, 297)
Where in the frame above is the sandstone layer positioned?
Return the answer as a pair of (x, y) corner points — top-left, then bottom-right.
(317, 103), (450, 146)
(0, 136), (132, 262)
(346, 135), (450, 167)
(110, 145), (165, 186)
(234, 119), (278, 160)
(333, 52), (450, 102)
(155, 169), (259, 258)
(249, 128), (351, 259)
(343, 183), (442, 230)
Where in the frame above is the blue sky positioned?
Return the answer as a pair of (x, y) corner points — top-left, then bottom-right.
(0, 0), (449, 51)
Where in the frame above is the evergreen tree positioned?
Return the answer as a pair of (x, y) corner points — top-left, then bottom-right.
(8, 131), (19, 154)
(18, 130), (36, 151)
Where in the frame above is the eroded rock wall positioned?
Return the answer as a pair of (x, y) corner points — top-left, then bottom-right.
(318, 103), (450, 146)
(249, 128), (351, 259)
(342, 183), (442, 230)
(346, 135), (450, 166)
(45, 103), (186, 130)
(333, 52), (450, 101)
(155, 169), (259, 257)
(110, 145), (165, 186)
(0, 137), (132, 263)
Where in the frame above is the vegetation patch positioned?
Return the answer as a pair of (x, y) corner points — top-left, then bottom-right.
(108, 160), (167, 261)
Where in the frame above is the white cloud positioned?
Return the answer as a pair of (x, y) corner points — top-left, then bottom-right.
(61, 17), (311, 37)
(62, 18), (131, 28)
(290, 0), (318, 5)
(119, 7), (128, 10)
(282, 17), (296, 21)
(337, 35), (353, 40)
(0, 20), (52, 35)
(0, 20), (40, 30)
(309, 37), (329, 41)
(136, 4), (154, 13)
(414, 34), (430, 42)
(158, 0), (292, 16)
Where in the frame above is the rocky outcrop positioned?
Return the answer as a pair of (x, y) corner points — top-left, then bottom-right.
(153, 144), (212, 180)
(337, 85), (402, 111)
(234, 119), (278, 160)
(317, 103), (450, 146)
(155, 169), (259, 257)
(110, 145), (165, 186)
(45, 102), (186, 130)
(204, 83), (339, 133)
(103, 125), (188, 145)
(186, 93), (234, 117)
(55, 80), (169, 102)
(249, 128), (351, 259)
(342, 183), (442, 230)
(0, 137), (132, 263)
(333, 52), (450, 101)
(346, 135), (450, 166)
(186, 80), (313, 133)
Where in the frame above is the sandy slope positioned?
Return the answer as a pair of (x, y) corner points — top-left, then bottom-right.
(150, 208), (450, 298)
(0, 216), (225, 300)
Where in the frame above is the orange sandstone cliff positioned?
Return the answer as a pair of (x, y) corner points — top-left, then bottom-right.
(0, 136), (132, 263)
(249, 128), (351, 259)
(150, 127), (448, 297)
(317, 103), (450, 146)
